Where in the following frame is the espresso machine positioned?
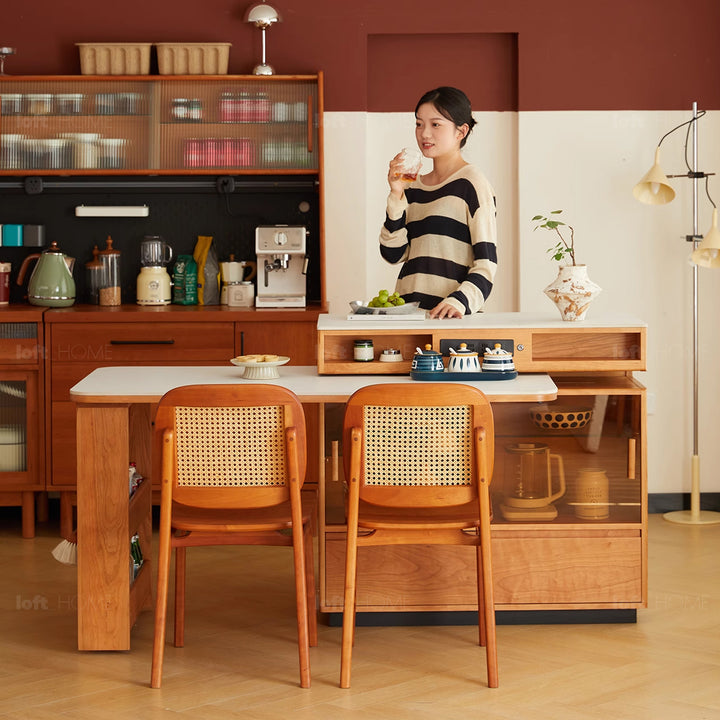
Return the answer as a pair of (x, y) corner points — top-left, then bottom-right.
(137, 235), (173, 305)
(255, 225), (308, 307)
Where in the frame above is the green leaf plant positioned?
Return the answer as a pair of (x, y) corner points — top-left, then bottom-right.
(532, 210), (576, 266)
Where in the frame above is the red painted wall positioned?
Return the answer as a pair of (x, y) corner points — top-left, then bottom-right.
(3, 0), (719, 111)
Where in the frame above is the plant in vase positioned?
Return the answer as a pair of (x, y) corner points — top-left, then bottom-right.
(532, 210), (601, 321)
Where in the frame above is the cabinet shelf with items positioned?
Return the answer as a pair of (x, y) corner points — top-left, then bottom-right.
(0, 307), (45, 538)
(0, 74), (322, 175)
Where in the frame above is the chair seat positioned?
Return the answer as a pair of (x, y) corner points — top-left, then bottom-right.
(172, 491), (316, 533)
(357, 500), (482, 530)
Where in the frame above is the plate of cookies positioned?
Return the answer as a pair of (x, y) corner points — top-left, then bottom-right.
(230, 354), (290, 379)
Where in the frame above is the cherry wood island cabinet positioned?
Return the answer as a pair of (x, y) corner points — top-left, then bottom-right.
(316, 313), (647, 619)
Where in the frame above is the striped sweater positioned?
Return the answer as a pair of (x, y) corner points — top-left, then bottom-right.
(379, 164), (497, 315)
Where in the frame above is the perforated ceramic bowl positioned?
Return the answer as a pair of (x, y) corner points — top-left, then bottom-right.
(530, 406), (593, 430)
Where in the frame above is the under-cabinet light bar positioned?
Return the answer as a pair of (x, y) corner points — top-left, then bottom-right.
(75, 205), (150, 217)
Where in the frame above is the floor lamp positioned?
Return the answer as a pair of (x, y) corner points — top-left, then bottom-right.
(633, 102), (720, 525)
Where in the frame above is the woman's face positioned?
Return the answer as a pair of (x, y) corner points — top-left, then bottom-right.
(415, 102), (467, 158)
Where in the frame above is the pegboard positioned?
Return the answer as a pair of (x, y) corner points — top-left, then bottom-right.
(0, 175), (321, 305)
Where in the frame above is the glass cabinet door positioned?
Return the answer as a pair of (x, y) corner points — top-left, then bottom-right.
(0, 78), (151, 172)
(155, 78), (319, 172)
(492, 393), (643, 525)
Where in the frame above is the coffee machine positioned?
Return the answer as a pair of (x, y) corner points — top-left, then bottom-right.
(137, 235), (173, 305)
(255, 225), (307, 307)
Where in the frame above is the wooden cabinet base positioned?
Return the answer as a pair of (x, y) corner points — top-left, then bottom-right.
(322, 529), (644, 613)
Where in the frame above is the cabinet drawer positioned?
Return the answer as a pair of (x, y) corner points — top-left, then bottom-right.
(51, 323), (234, 362)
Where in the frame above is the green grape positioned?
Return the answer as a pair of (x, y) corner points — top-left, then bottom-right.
(394, 297), (405, 305)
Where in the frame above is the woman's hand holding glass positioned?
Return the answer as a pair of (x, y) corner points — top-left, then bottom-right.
(388, 147), (423, 198)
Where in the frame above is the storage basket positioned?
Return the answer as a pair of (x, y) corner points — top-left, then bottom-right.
(77, 43), (152, 75)
(155, 43), (231, 75)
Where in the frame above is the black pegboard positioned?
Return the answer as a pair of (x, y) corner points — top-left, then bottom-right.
(0, 175), (321, 305)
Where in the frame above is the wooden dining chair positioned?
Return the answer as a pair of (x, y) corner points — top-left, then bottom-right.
(150, 384), (317, 689)
(340, 383), (498, 689)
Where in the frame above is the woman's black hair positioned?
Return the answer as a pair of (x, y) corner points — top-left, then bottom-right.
(414, 86), (477, 148)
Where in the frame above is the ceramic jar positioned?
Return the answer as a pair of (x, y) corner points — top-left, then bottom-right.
(411, 345), (444, 372)
(447, 343), (480, 373)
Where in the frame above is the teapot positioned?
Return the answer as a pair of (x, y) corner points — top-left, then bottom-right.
(16, 241), (76, 307)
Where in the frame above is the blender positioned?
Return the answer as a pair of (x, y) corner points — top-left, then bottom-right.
(137, 235), (173, 305)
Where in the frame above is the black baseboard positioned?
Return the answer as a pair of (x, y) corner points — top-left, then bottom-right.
(324, 609), (636, 627)
(648, 492), (720, 514)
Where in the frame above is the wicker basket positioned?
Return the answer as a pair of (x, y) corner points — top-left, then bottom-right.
(155, 43), (231, 75)
(77, 43), (152, 75)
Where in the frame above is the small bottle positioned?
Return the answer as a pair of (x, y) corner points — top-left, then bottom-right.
(171, 97), (188, 122)
(98, 235), (121, 306)
(354, 339), (374, 362)
(188, 98), (203, 122)
(85, 245), (103, 304)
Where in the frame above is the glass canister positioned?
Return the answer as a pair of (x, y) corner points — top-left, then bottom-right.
(354, 339), (374, 362)
(85, 245), (103, 304)
(98, 235), (121, 306)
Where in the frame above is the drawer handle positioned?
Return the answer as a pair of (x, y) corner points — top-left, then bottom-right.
(109, 340), (175, 345)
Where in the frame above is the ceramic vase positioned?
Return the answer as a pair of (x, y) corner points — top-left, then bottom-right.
(543, 264), (601, 322)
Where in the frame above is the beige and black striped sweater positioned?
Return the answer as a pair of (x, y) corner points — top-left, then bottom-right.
(380, 164), (497, 315)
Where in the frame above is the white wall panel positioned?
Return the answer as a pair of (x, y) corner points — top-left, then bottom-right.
(324, 109), (720, 494)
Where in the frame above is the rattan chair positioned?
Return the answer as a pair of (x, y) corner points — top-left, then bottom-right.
(150, 384), (317, 689)
(340, 383), (498, 688)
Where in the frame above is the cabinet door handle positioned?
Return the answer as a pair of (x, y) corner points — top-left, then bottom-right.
(306, 94), (313, 154)
(109, 340), (175, 345)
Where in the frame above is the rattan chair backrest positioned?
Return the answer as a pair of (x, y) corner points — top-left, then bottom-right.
(343, 383), (494, 508)
(154, 384), (307, 509)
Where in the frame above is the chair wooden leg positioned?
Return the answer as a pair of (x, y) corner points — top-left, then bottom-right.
(174, 546), (186, 648)
(292, 526), (311, 688)
(304, 522), (318, 647)
(477, 545), (486, 647)
(340, 530), (359, 688)
(151, 518), (172, 688)
(480, 541), (498, 688)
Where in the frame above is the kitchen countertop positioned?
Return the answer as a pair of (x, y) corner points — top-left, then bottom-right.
(70, 365), (558, 404)
(319, 311), (647, 331)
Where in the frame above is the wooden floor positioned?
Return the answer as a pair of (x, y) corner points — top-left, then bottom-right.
(1, 508), (719, 719)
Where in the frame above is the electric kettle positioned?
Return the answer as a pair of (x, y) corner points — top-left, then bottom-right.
(16, 240), (76, 307)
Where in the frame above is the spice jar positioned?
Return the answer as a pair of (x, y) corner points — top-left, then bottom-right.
(85, 245), (103, 304)
(354, 339), (374, 362)
(98, 235), (121, 306)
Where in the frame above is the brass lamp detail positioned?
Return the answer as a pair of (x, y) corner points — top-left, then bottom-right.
(244, 1), (281, 75)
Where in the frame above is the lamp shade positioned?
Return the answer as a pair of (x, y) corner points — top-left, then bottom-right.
(244, 2), (281, 27)
(691, 208), (720, 267)
(633, 147), (676, 205)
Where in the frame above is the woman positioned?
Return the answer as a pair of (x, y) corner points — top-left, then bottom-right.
(379, 86), (497, 319)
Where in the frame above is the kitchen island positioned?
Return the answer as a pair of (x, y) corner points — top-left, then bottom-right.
(70, 311), (647, 649)
(316, 312), (647, 623)
(70, 364), (557, 651)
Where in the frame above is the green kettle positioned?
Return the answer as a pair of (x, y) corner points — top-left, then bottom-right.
(16, 241), (76, 307)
